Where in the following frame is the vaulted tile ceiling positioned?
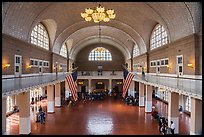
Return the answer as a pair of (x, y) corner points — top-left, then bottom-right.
(2, 2), (202, 60)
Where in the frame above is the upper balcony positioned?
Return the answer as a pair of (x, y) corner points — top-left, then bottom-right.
(2, 71), (202, 100)
(77, 71), (123, 79)
(132, 72), (202, 100)
(2, 72), (69, 98)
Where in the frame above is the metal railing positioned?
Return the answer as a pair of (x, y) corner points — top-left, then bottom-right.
(133, 73), (202, 99)
(2, 72), (69, 96)
(77, 71), (123, 79)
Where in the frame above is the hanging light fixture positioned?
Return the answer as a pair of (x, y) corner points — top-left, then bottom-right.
(92, 22), (107, 54)
(81, 4), (116, 23)
(94, 22), (105, 52)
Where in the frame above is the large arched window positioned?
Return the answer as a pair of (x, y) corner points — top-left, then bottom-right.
(88, 47), (112, 61)
(31, 23), (49, 50)
(133, 44), (140, 58)
(150, 24), (168, 50)
(60, 43), (67, 58)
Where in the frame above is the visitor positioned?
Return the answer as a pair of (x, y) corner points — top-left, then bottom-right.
(39, 105), (42, 112)
(142, 67), (145, 80)
(179, 105), (183, 114)
(170, 121), (175, 135)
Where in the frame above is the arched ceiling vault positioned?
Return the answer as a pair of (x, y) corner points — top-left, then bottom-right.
(69, 36), (131, 61)
(3, 2), (201, 60)
(55, 25), (145, 60)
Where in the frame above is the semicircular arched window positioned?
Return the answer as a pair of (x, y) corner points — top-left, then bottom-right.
(60, 43), (67, 58)
(88, 47), (112, 61)
(133, 44), (140, 58)
(30, 23), (49, 50)
(150, 24), (169, 50)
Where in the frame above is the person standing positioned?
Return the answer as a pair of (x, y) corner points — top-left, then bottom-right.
(39, 105), (42, 112)
(158, 118), (162, 133)
(170, 121), (175, 135)
(142, 67), (145, 80)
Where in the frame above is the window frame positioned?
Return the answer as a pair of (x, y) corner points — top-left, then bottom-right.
(150, 60), (156, 67)
(150, 24), (169, 50)
(43, 61), (49, 68)
(133, 44), (140, 58)
(88, 47), (112, 61)
(30, 23), (49, 50)
(60, 43), (68, 58)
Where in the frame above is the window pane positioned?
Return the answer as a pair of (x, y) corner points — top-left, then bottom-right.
(30, 23), (49, 50)
(150, 24), (168, 50)
(133, 44), (140, 57)
(88, 47), (112, 61)
(60, 44), (67, 58)
(165, 59), (168, 65)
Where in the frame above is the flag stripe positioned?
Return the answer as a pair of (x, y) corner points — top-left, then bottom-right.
(65, 73), (78, 102)
(68, 75), (78, 101)
(67, 75), (77, 101)
(122, 72), (134, 98)
(65, 76), (76, 100)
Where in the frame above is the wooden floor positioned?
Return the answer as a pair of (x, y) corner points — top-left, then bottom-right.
(6, 96), (190, 135)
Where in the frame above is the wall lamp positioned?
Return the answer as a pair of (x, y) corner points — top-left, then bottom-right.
(27, 65), (32, 69)
(187, 63), (193, 68)
(3, 64), (10, 68)
(166, 65), (171, 70)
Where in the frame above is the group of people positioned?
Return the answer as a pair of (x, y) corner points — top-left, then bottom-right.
(31, 96), (44, 105)
(124, 95), (139, 106)
(159, 117), (175, 135)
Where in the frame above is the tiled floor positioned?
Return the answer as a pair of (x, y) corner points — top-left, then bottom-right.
(6, 97), (190, 135)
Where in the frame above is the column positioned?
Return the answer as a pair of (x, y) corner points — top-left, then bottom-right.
(190, 97), (202, 135)
(109, 79), (112, 92)
(183, 95), (187, 110)
(88, 79), (92, 93)
(128, 81), (135, 97)
(55, 82), (61, 107)
(65, 79), (70, 99)
(178, 94), (184, 111)
(168, 92), (179, 134)
(17, 92), (31, 134)
(139, 82), (145, 106)
(145, 85), (153, 112)
(11, 95), (15, 107)
(47, 84), (54, 113)
(2, 97), (7, 135)
(41, 87), (46, 97)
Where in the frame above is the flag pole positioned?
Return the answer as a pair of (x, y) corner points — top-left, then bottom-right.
(72, 67), (78, 72)
(122, 64), (127, 70)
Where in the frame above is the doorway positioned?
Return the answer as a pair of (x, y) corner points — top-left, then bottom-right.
(39, 60), (43, 75)
(14, 55), (22, 77)
(156, 60), (160, 74)
(176, 55), (183, 76)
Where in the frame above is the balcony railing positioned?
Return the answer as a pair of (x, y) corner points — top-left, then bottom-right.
(2, 72), (69, 97)
(77, 71), (123, 79)
(133, 73), (202, 99)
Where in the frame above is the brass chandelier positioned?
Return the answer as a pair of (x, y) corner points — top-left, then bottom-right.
(81, 4), (116, 23)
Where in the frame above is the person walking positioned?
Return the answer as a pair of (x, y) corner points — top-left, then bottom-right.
(170, 121), (175, 135)
(158, 118), (163, 133)
(142, 67), (146, 81)
(39, 105), (42, 112)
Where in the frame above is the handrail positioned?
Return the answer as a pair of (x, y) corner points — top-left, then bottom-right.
(2, 72), (70, 97)
(132, 72), (202, 80)
(2, 72), (69, 80)
(145, 74), (202, 81)
(133, 73), (202, 100)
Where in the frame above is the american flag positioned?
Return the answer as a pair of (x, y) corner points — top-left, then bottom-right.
(65, 70), (78, 101)
(122, 69), (135, 98)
